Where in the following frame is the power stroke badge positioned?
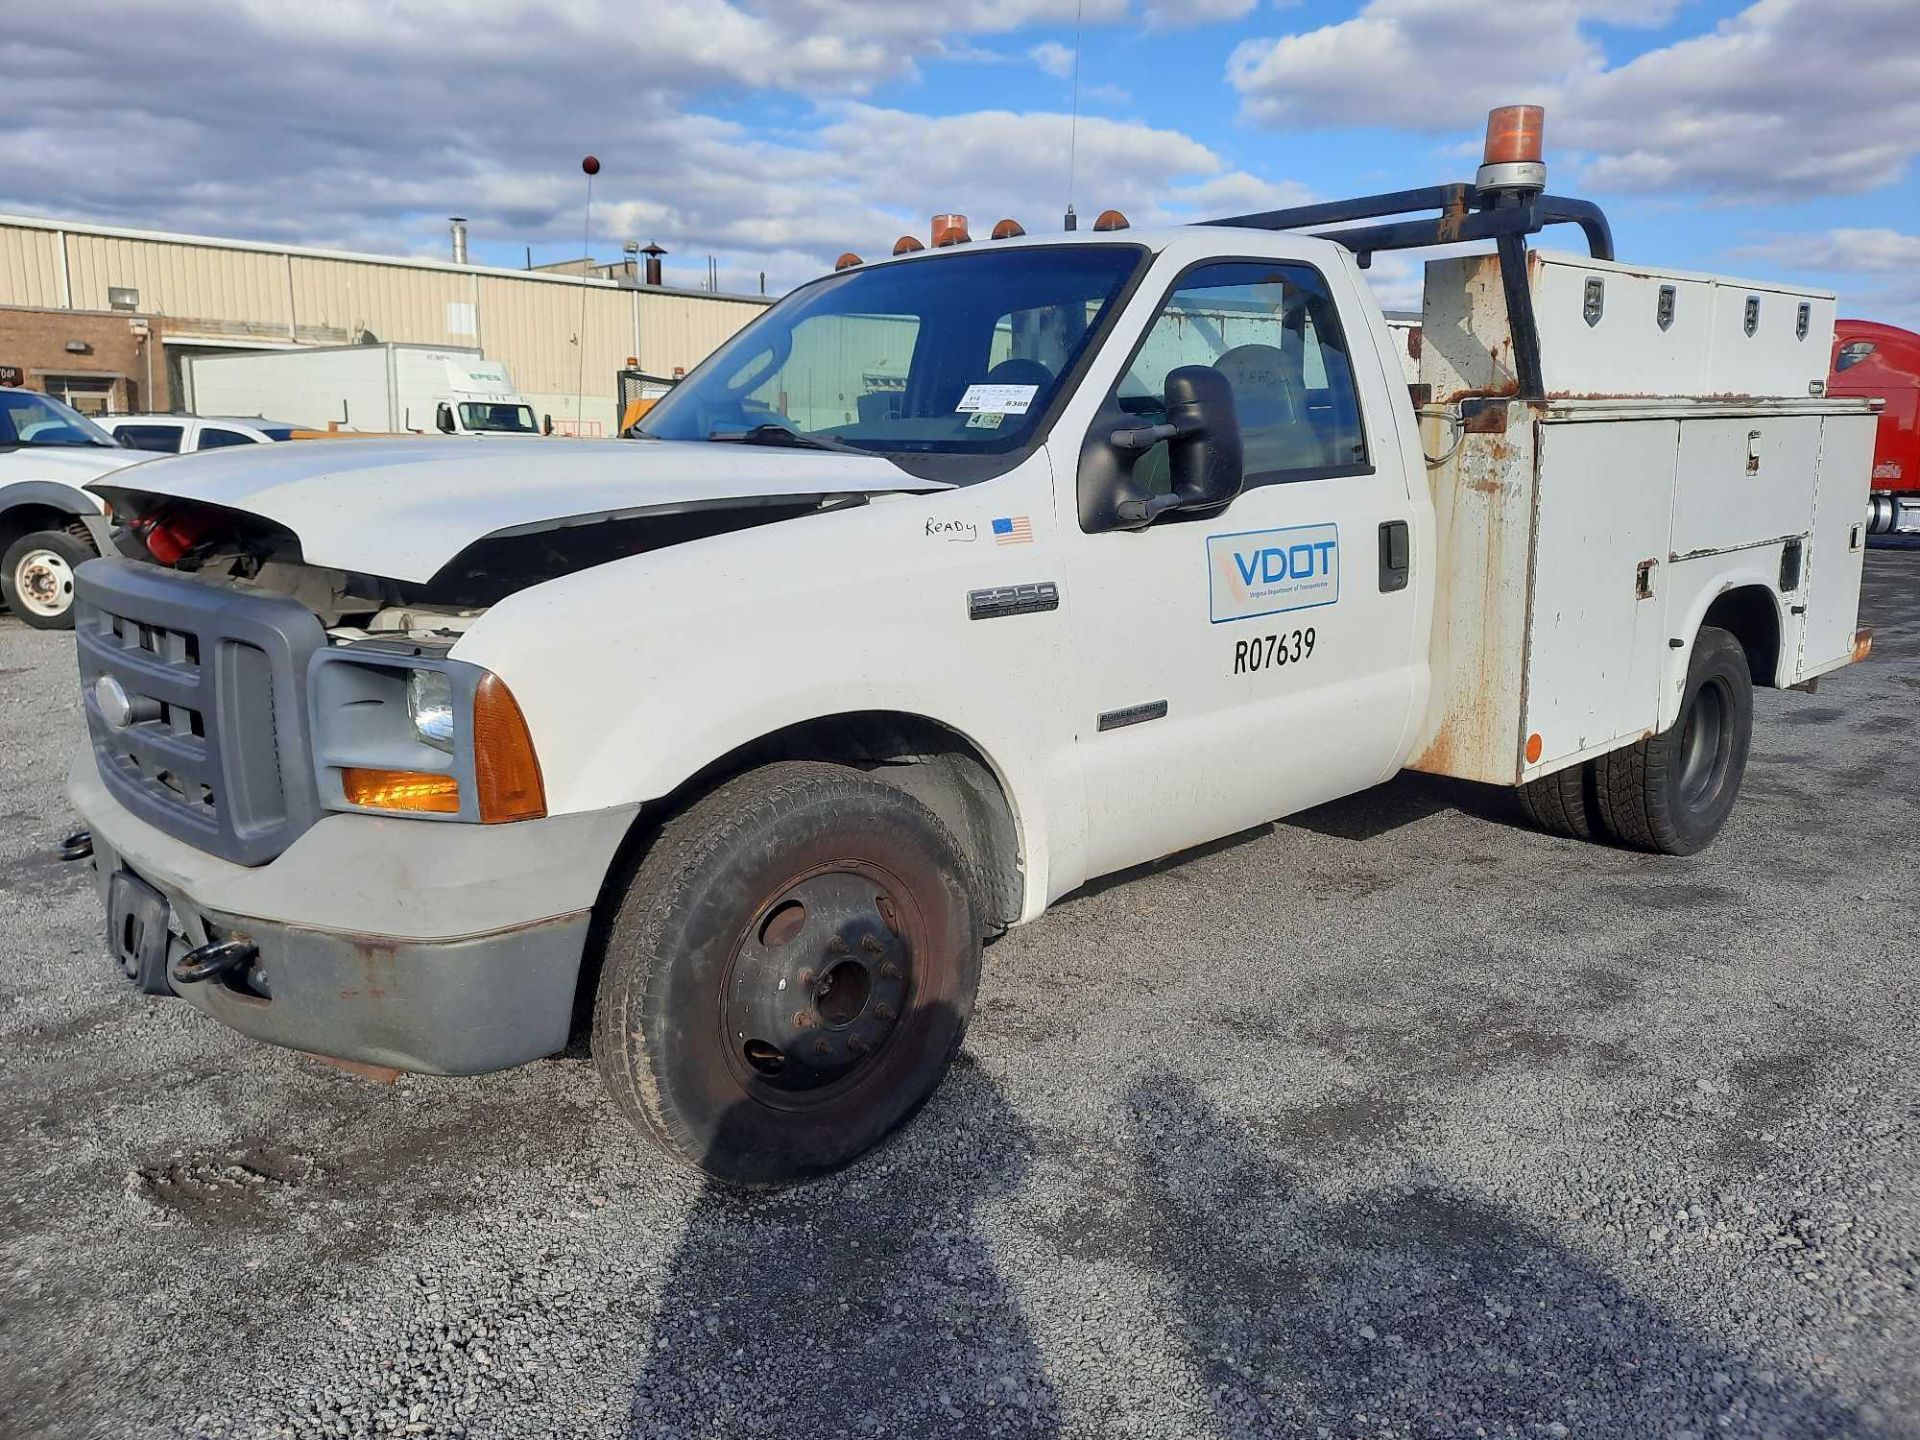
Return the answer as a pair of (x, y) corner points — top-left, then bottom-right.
(1206, 523), (1340, 624)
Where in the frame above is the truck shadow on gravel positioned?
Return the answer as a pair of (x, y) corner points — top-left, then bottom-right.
(623, 1061), (1062, 1438)
(1119, 1075), (1887, 1440)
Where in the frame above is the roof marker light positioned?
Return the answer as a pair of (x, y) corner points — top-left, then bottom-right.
(834, 252), (862, 271)
(893, 234), (925, 255)
(1092, 209), (1130, 232)
(991, 218), (1026, 240)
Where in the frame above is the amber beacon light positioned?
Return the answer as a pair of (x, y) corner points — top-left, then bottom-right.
(1477, 104), (1547, 195)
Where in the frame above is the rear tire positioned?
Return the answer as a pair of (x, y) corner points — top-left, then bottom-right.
(2, 529), (94, 630)
(1516, 760), (1601, 841)
(1596, 626), (1753, 855)
(591, 761), (981, 1186)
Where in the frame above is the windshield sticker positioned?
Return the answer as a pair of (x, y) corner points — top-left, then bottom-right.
(956, 383), (1038, 415)
(1207, 524), (1339, 623)
(964, 410), (1006, 430)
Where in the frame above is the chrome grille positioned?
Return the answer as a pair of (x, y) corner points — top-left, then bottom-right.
(75, 559), (325, 866)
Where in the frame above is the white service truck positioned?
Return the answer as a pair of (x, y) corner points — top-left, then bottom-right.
(64, 109), (1875, 1184)
(185, 343), (540, 437)
(0, 387), (167, 629)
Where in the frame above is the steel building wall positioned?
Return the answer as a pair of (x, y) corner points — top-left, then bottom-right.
(0, 227), (63, 308)
(289, 256), (473, 348)
(65, 232), (286, 329)
(636, 291), (767, 377)
(478, 274), (633, 394)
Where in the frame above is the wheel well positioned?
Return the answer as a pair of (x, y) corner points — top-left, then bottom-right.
(1700, 586), (1781, 687)
(567, 713), (1024, 1049)
(0, 503), (93, 556)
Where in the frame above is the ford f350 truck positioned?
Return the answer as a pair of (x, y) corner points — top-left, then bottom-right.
(64, 109), (1876, 1184)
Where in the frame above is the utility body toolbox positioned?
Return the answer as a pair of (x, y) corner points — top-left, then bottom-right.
(1411, 249), (1875, 785)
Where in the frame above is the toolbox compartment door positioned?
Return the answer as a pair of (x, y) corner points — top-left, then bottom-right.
(1670, 416), (1820, 558)
(1797, 412), (1876, 678)
(1522, 418), (1676, 775)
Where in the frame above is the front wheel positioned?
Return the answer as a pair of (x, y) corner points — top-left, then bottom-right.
(592, 761), (981, 1186)
(2, 529), (95, 630)
(1596, 626), (1753, 855)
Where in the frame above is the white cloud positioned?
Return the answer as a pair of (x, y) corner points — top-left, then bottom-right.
(1029, 40), (1077, 77)
(1229, 0), (1920, 204)
(1736, 228), (1920, 324)
(0, 0), (1311, 295)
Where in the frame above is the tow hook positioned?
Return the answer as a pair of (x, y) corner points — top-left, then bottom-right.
(173, 938), (258, 986)
(59, 830), (93, 862)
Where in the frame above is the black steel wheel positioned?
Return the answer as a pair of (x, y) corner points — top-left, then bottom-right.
(592, 761), (980, 1186)
(1596, 626), (1753, 855)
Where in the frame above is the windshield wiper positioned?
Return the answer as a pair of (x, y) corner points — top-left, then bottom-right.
(707, 424), (868, 456)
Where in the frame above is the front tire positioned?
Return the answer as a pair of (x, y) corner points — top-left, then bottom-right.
(1596, 626), (1753, 855)
(592, 761), (981, 1186)
(2, 529), (94, 630)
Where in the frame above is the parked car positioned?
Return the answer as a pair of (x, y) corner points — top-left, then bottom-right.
(0, 388), (165, 629)
(66, 106), (1877, 1184)
(98, 414), (307, 454)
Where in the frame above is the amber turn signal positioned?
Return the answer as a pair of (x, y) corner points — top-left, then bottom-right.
(342, 768), (460, 814)
(473, 673), (546, 822)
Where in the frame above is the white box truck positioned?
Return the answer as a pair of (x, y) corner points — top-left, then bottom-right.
(64, 107), (1876, 1185)
(185, 344), (539, 437)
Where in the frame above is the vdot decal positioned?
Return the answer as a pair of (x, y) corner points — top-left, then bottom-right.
(1207, 523), (1339, 623)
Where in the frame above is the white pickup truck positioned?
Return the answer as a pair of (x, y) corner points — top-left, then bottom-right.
(64, 110), (1875, 1184)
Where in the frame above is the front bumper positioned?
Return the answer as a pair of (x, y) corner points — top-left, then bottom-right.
(70, 749), (638, 1075)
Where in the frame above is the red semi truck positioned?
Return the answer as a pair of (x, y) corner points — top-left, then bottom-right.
(1830, 318), (1920, 537)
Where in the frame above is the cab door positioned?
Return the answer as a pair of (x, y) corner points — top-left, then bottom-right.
(1056, 247), (1422, 880)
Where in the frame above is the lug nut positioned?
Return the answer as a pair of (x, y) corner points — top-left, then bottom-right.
(792, 1011), (816, 1029)
(874, 1001), (896, 1021)
(848, 1035), (871, 1055)
(879, 961), (901, 980)
(828, 935), (849, 955)
(797, 968), (816, 988)
(814, 1038), (833, 1056)
(861, 934), (884, 955)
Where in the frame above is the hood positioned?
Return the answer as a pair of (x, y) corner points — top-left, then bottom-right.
(4, 443), (167, 484)
(89, 436), (949, 583)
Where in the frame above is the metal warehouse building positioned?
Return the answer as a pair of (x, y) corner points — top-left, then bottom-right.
(0, 215), (772, 435)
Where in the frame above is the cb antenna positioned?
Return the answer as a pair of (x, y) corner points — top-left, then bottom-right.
(1064, 0), (1082, 231)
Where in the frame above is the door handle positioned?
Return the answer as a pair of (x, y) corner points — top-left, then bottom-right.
(1378, 520), (1411, 593)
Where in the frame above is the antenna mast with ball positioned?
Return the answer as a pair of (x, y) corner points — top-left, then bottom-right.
(575, 154), (600, 434)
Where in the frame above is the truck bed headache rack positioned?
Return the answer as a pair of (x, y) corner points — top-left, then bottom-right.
(1204, 184), (1617, 401)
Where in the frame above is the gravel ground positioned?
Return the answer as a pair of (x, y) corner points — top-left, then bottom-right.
(1, 551), (1916, 1440)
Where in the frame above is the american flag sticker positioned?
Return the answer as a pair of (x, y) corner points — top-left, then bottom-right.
(992, 515), (1033, 546)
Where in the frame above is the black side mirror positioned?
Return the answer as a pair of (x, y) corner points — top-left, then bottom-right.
(542, 413), (553, 435)
(1108, 365), (1242, 528)
(435, 402), (455, 434)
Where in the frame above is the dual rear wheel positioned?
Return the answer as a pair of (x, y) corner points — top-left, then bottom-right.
(1517, 625), (1753, 856)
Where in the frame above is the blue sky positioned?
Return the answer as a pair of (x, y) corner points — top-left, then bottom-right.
(5, 1), (1917, 319)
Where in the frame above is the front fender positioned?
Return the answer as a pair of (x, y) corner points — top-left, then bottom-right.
(0, 479), (109, 548)
(451, 470), (1084, 918)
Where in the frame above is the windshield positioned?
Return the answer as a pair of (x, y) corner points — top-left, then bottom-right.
(459, 402), (538, 434)
(640, 244), (1144, 473)
(0, 388), (118, 448)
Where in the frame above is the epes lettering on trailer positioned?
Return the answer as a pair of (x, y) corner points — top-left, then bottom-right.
(1207, 524), (1339, 624)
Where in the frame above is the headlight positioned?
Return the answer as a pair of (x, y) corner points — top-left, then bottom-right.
(408, 669), (455, 752)
(310, 653), (545, 823)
